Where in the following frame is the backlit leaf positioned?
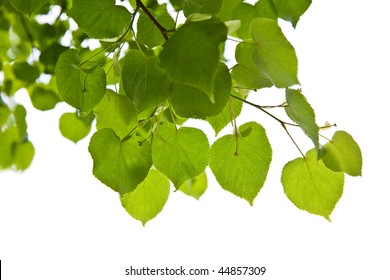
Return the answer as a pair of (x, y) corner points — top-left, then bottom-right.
(152, 122), (209, 188)
(9, 0), (48, 16)
(120, 169), (170, 225)
(251, 18), (299, 88)
(59, 112), (93, 143)
(13, 141), (35, 171)
(30, 86), (59, 111)
(89, 128), (152, 195)
(209, 122), (272, 205)
(137, 12), (174, 48)
(272, 0), (312, 28)
(183, 0), (223, 17)
(281, 149), (344, 220)
(179, 171), (207, 200)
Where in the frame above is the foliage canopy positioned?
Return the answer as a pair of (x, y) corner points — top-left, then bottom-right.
(0, 0), (362, 224)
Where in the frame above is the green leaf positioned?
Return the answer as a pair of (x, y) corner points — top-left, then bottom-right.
(207, 92), (243, 136)
(30, 86), (59, 111)
(251, 18), (299, 88)
(59, 112), (93, 143)
(89, 129), (152, 195)
(255, 0), (278, 19)
(217, 0), (241, 21)
(170, 63), (231, 119)
(209, 122), (272, 205)
(137, 12), (174, 48)
(179, 171), (207, 200)
(55, 49), (106, 113)
(231, 42), (273, 89)
(0, 128), (18, 169)
(9, 0), (48, 16)
(231, 2), (257, 39)
(12, 62), (40, 84)
(39, 43), (68, 74)
(183, 0), (223, 17)
(122, 49), (171, 112)
(159, 18), (227, 101)
(120, 169), (170, 225)
(152, 122), (209, 188)
(13, 140), (35, 171)
(322, 131), (362, 176)
(272, 0), (312, 28)
(70, 0), (132, 39)
(285, 89), (319, 150)
(281, 149), (344, 220)
(94, 90), (138, 139)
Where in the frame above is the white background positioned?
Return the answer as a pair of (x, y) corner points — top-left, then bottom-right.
(1, 0), (390, 279)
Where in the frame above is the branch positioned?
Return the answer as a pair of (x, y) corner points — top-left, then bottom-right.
(135, 0), (168, 40)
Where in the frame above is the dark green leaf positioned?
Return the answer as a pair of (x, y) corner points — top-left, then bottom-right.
(183, 0), (223, 17)
(12, 62), (40, 84)
(59, 112), (92, 143)
(179, 171), (207, 200)
(9, 0), (48, 15)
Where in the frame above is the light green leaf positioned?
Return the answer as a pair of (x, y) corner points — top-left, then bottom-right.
(183, 0), (223, 17)
(94, 90), (138, 139)
(122, 49), (171, 112)
(59, 112), (93, 143)
(251, 18), (299, 88)
(255, 0), (278, 19)
(231, 42), (273, 89)
(159, 18), (227, 101)
(137, 12), (174, 48)
(30, 86), (59, 111)
(70, 0), (132, 39)
(9, 0), (48, 16)
(170, 63), (231, 119)
(152, 122), (209, 188)
(272, 0), (312, 28)
(13, 141), (35, 171)
(322, 131), (362, 176)
(281, 149), (344, 220)
(179, 171), (207, 200)
(285, 89), (319, 150)
(0, 128), (18, 169)
(56, 49), (106, 113)
(209, 122), (272, 205)
(120, 169), (170, 225)
(217, 0), (241, 21)
(89, 129), (152, 195)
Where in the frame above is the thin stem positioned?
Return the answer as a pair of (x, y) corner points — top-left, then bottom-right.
(136, 0), (168, 40)
(281, 123), (305, 158)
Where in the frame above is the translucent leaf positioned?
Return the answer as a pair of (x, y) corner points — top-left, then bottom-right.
(55, 49), (106, 112)
(152, 122), (209, 188)
(120, 169), (170, 226)
(70, 0), (132, 39)
(179, 171), (207, 200)
(30, 86), (59, 111)
(59, 112), (93, 143)
(285, 89), (319, 150)
(137, 12), (174, 48)
(0, 128), (18, 169)
(170, 63), (231, 119)
(256, 0), (278, 19)
(183, 0), (223, 17)
(272, 0), (312, 28)
(281, 149), (344, 221)
(89, 129), (152, 195)
(251, 18), (299, 88)
(231, 42), (273, 90)
(13, 141), (35, 171)
(159, 18), (227, 102)
(94, 90), (138, 139)
(9, 0), (48, 16)
(122, 49), (171, 112)
(217, 0), (241, 21)
(322, 131), (362, 176)
(209, 122), (272, 205)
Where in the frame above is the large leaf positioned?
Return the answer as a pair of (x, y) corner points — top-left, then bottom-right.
(159, 18), (227, 101)
(59, 112), (93, 143)
(94, 90), (138, 139)
(9, 0), (48, 16)
(122, 49), (171, 112)
(281, 149), (344, 220)
(70, 0), (132, 39)
(89, 129), (152, 195)
(322, 131), (362, 176)
(56, 49), (106, 113)
(183, 0), (223, 17)
(285, 89), (319, 150)
(152, 122), (209, 188)
(272, 0), (312, 28)
(120, 169), (170, 225)
(209, 122), (272, 205)
(251, 18), (299, 88)
(170, 63), (231, 119)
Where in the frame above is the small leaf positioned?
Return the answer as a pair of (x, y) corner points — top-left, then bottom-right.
(183, 0), (223, 17)
(281, 149), (344, 220)
(285, 89), (319, 150)
(70, 0), (132, 39)
(0, 128), (18, 169)
(122, 49), (171, 112)
(94, 90), (138, 139)
(251, 18), (299, 88)
(12, 62), (40, 84)
(120, 169), (170, 226)
(322, 131), (362, 176)
(30, 86), (59, 111)
(9, 0), (48, 16)
(159, 18), (227, 101)
(89, 129), (152, 195)
(56, 49), (106, 112)
(59, 112), (93, 143)
(272, 0), (312, 28)
(152, 122), (209, 188)
(13, 141), (35, 171)
(179, 171), (207, 200)
(209, 122), (272, 205)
